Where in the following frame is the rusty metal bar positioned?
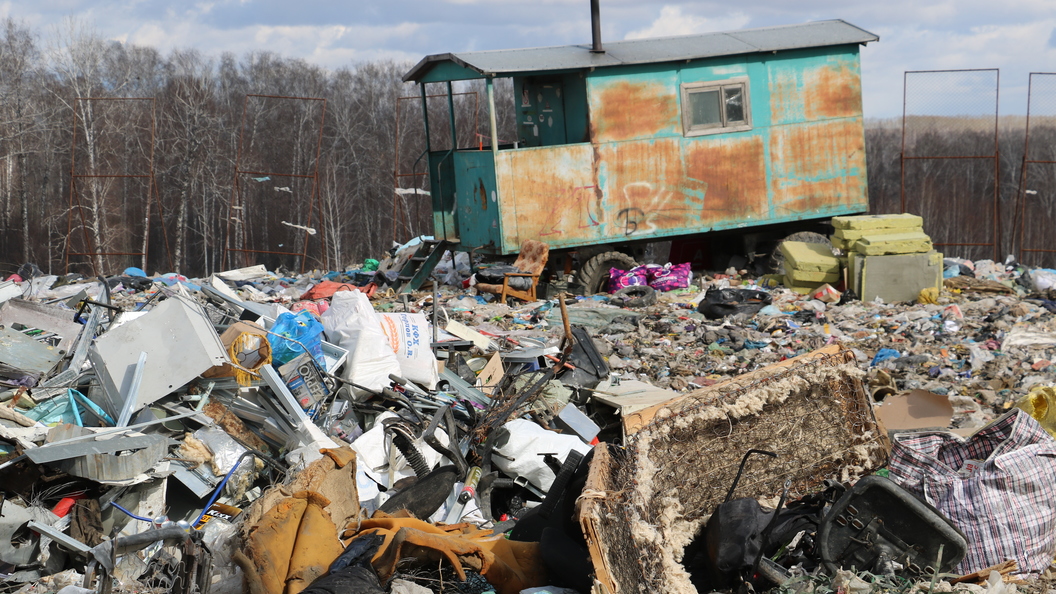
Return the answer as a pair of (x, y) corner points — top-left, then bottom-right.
(222, 94), (328, 273)
(229, 247), (310, 254)
(393, 89), (479, 245)
(72, 174), (152, 178)
(901, 155), (998, 160)
(65, 98), (167, 275)
(67, 252), (149, 257)
(900, 69), (1000, 261)
(1016, 72), (1056, 265)
(231, 171), (318, 179)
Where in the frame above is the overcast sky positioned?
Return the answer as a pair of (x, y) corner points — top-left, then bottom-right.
(3, 1), (1054, 118)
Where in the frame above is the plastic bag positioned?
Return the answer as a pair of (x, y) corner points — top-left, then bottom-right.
(696, 288), (772, 319)
(607, 266), (649, 293)
(492, 418), (592, 492)
(888, 410), (1056, 573)
(378, 312), (439, 389)
(268, 310), (325, 367)
(1016, 386), (1056, 439)
(322, 291), (402, 393)
(648, 262), (693, 291)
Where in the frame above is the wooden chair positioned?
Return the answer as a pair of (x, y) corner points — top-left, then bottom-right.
(476, 239), (550, 303)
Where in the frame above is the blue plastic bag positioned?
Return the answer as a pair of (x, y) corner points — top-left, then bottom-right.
(269, 311), (325, 367)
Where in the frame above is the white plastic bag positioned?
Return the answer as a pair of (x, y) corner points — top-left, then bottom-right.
(492, 418), (592, 493)
(378, 312), (439, 389)
(322, 291), (402, 393)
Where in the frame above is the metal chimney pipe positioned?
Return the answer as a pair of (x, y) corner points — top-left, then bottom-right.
(590, 0), (604, 53)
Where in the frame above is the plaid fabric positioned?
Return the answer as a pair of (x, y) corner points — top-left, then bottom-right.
(888, 409), (1056, 573)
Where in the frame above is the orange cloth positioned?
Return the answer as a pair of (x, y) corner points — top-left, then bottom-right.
(343, 512), (546, 594)
(244, 491), (345, 594)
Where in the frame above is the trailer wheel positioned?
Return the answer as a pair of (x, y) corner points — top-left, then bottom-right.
(577, 251), (637, 295)
(768, 231), (831, 274)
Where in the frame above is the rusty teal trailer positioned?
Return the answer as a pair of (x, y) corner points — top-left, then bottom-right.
(404, 19), (878, 285)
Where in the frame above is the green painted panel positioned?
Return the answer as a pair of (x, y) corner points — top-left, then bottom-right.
(452, 151), (501, 250)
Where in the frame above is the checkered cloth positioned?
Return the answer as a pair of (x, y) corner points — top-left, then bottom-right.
(888, 409), (1056, 574)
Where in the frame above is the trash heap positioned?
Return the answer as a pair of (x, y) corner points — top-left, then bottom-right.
(2, 244), (1056, 594)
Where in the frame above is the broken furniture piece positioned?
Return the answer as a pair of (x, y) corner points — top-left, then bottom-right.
(476, 239), (550, 303)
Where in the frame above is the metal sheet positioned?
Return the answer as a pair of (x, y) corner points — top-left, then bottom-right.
(770, 55), (864, 125)
(768, 118), (868, 215)
(589, 75), (681, 143)
(88, 296), (227, 418)
(405, 20), (878, 82)
(0, 326), (63, 376)
(0, 299), (84, 354)
(26, 520), (92, 555)
(494, 144), (596, 252)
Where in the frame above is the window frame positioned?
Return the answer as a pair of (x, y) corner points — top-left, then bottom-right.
(680, 77), (752, 137)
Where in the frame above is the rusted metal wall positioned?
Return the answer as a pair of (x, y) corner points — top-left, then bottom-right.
(480, 46), (869, 254)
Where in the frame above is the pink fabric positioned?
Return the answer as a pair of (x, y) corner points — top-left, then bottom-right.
(648, 263), (692, 292)
(608, 266), (649, 293)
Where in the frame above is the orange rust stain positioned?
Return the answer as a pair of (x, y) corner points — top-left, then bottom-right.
(769, 119), (867, 211)
(684, 136), (768, 223)
(478, 179), (488, 211)
(592, 81), (679, 142)
(769, 71), (799, 126)
(775, 178), (866, 214)
(497, 145), (596, 247)
(804, 63), (861, 120)
(597, 139), (701, 234)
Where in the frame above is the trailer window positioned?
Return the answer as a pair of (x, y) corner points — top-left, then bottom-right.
(681, 78), (751, 136)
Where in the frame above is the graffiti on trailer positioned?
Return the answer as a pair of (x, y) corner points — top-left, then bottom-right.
(614, 182), (685, 237)
(538, 184), (602, 236)
(536, 180), (704, 239)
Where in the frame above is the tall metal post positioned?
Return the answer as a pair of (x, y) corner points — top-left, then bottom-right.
(487, 77), (498, 157)
(447, 81), (457, 151)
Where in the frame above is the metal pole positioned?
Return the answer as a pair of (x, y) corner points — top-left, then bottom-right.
(487, 77), (499, 157)
(993, 69), (1001, 261)
(447, 81), (457, 151)
(900, 71), (908, 215)
(420, 84), (432, 153)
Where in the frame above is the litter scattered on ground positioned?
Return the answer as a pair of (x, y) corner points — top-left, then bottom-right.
(5, 227), (1056, 594)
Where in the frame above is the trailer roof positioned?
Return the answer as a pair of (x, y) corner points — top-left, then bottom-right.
(403, 19), (878, 83)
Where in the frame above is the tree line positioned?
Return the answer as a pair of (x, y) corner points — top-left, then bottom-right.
(0, 17), (508, 277)
(0, 16), (1051, 277)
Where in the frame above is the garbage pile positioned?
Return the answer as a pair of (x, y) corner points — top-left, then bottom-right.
(1, 243), (1056, 594)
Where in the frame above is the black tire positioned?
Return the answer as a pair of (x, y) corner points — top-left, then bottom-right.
(768, 231), (831, 274)
(612, 285), (658, 308)
(577, 251), (637, 294)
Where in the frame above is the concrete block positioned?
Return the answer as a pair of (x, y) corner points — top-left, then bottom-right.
(832, 213), (924, 231)
(780, 241), (840, 273)
(854, 231), (933, 256)
(857, 251), (942, 303)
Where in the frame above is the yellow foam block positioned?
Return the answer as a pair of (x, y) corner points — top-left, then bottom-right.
(782, 276), (823, 294)
(832, 226), (925, 252)
(780, 241), (840, 273)
(832, 213), (924, 231)
(854, 231), (933, 256)
(784, 262), (840, 284)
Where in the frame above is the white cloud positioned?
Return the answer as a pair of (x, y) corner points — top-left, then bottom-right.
(624, 6), (750, 40)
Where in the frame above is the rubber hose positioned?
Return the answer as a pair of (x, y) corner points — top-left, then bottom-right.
(393, 433), (430, 477)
